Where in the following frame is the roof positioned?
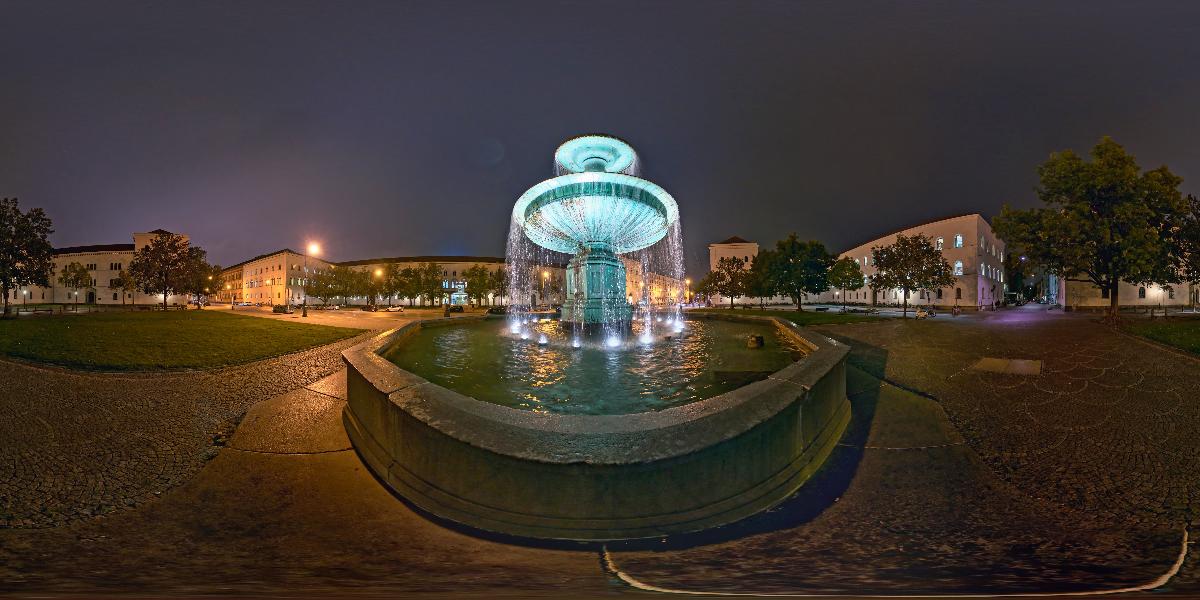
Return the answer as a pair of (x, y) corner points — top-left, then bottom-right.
(222, 248), (306, 272)
(840, 213), (985, 254)
(53, 243), (135, 255)
(713, 236), (752, 245)
(146, 228), (173, 235)
(337, 255), (507, 267)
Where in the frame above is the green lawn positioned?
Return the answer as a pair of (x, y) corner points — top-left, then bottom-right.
(1124, 317), (1200, 355)
(691, 307), (882, 326)
(0, 310), (363, 370)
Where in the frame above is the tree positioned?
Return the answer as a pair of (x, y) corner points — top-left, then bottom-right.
(128, 232), (191, 310)
(869, 233), (955, 318)
(768, 234), (833, 311)
(109, 269), (137, 305)
(178, 250), (220, 309)
(463, 265), (492, 306)
(416, 262), (443, 306)
(381, 263), (403, 306)
(710, 256), (748, 309)
(397, 267), (420, 306)
(303, 268), (338, 306)
(490, 266), (509, 305)
(0, 198), (55, 317)
(745, 250), (778, 309)
(1175, 194), (1200, 309)
(828, 256), (866, 312)
(57, 261), (93, 307)
(993, 137), (1187, 321)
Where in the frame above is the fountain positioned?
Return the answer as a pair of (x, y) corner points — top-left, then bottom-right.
(341, 133), (852, 541)
(506, 134), (683, 340)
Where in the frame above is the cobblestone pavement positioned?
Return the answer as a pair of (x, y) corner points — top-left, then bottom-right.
(815, 307), (1200, 541)
(5, 306), (1198, 596)
(609, 364), (1183, 595)
(0, 371), (612, 596)
(0, 331), (375, 529)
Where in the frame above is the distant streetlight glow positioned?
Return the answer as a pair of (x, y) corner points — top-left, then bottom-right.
(303, 242), (321, 317)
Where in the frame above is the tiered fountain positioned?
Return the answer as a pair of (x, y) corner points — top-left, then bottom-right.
(341, 133), (852, 541)
(506, 134), (684, 343)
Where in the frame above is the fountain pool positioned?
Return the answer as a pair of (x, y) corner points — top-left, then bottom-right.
(383, 317), (803, 415)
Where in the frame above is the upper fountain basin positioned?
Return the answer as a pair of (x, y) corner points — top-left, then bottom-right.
(513, 172), (679, 255)
(554, 134), (640, 175)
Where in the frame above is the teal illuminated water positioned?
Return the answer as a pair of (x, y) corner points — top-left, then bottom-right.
(383, 318), (803, 415)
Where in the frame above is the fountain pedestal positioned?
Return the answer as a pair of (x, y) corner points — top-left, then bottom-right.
(562, 242), (632, 327)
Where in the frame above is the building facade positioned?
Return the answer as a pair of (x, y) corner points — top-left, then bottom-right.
(217, 249), (335, 306)
(6, 230), (192, 306)
(821, 213), (1006, 309)
(1053, 278), (1197, 311)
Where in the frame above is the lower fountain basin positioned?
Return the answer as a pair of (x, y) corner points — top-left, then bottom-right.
(343, 312), (851, 541)
(383, 317), (802, 415)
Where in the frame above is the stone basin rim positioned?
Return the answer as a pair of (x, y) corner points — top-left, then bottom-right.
(342, 313), (848, 465)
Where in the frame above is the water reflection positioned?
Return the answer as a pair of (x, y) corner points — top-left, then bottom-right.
(385, 319), (800, 415)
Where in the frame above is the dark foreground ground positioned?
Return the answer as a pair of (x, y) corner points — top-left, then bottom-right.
(2, 305), (1198, 598)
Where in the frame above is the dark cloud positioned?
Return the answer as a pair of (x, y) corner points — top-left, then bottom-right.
(2, 0), (1198, 275)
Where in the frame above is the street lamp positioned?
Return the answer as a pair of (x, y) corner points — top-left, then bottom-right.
(303, 242), (320, 317)
(226, 284), (232, 309)
(541, 270), (549, 305)
(685, 278), (691, 304)
(374, 268), (383, 309)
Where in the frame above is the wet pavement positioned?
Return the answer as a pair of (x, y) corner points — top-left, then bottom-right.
(3, 304), (1199, 597)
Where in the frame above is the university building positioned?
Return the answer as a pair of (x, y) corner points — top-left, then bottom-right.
(6, 230), (192, 306)
(707, 214), (1008, 309)
(824, 213), (1007, 309)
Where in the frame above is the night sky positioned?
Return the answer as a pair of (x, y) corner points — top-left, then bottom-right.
(3, 1), (1199, 276)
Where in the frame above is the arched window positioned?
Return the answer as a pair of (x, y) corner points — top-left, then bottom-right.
(953, 260), (963, 276)
(1138, 286), (1146, 298)
(954, 234), (963, 248)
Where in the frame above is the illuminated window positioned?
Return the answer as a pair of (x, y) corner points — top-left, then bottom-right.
(954, 235), (963, 248)
(953, 261), (963, 276)
(936, 237), (944, 250)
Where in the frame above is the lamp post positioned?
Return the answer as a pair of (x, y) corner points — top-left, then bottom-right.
(541, 270), (549, 306)
(303, 242), (320, 317)
(374, 268), (383, 309)
(226, 284), (233, 309)
(684, 278), (692, 304)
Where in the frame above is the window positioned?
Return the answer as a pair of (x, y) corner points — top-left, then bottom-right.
(1169, 287), (1175, 299)
(113, 293), (118, 301)
(1138, 286), (1146, 299)
(936, 237), (944, 250)
(937, 289), (943, 299)
(956, 288), (962, 300)
(953, 261), (963, 275)
(980, 235), (985, 248)
(1101, 287), (1109, 299)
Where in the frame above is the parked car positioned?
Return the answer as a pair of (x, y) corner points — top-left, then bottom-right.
(361, 305), (378, 312)
(485, 306), (507, 315)
(385, 305), (405, 312)
(448, 305), (465, 313)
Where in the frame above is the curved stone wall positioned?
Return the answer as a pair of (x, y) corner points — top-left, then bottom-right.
(342, 314), (851, 541)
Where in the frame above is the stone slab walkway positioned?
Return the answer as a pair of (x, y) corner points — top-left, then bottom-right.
(0, 369), (612, 596)
(0, 332), (373, 528)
